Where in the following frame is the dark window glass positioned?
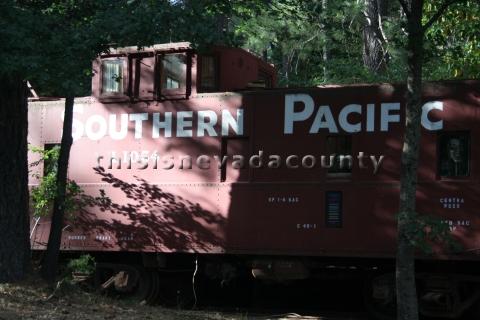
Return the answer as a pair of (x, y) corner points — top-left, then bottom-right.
(101, 59), (124, 94)
(327, 135), (352, 174)
(200, 55), (217, 91)
(326, 191), (342, 228)
(162, 54), (186, 90)
(438, 132), (470, 177)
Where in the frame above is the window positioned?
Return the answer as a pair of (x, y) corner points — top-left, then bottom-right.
(101, 59), (124, 94)
(161, 54), (186, 90)
(199, 55), (218, 91)
(325, 191), (342, 228)
(438, 132), (470, 177)
(326, 135), (352, 174)
(155, 52), (191, 99)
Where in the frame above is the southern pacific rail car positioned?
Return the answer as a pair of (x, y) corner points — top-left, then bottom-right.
(28, 42), (480, 318)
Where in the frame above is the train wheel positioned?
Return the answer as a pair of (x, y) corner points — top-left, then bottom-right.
(131, 266), (152, 303)
(144, 270), (159, 305)
(94, 264), (152, 303)
(417, 274), (480, 319)
(363, 273), (396, 320)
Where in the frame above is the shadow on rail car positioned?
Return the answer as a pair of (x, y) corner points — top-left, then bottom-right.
(73, 166), (226, 252)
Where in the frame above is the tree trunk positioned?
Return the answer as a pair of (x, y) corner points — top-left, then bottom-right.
(396, 1), (424, 319)
(363, 0), (388, 73)
(282, 52), (290, 86)
(0, 75), (30, 283)
(322, 0), (329, 82)
(41, 96), (74, 283)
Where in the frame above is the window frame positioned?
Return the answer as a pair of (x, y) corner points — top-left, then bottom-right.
(437, 131), (471, 179)
(128, 52), (155, 100)
(326, 134), (353, 178)
(100, 56), (128, 98)
(198, 54), (220, 93)
(155, 50), (191, 99)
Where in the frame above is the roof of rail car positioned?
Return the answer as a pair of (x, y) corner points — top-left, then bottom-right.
(27, 79), (479, 103)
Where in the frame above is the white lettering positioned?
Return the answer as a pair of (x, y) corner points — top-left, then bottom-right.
(380, 103), (400, 132)
(366, 103), (375, 132)
(71, 104), (85, 140)
(152, 112), (172, 138)
(339, 104), (362, 133)
(177, 111), (193, 137)
(129, 113), (148, 139)
(109, 114), (128, 140)
(284, 94), (314, 134)
(85, 115), (107, 140)
(198, 110), (218, 137)
(222, 109), (244, 136)
(421, 101), (443, 130)
(310, 105), (338, 133)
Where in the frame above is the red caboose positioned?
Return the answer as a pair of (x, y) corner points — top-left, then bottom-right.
(28, 42), (480, 318)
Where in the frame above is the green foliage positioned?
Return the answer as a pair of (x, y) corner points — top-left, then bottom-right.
(400, 212), (463, 255)
(423, 0), (480, 79)
(232, 0), (479, 86)
(1, 0), (237, 97)
(232, 0), (403, 86)
(67, 254), (95, 275)
(29, 145), (85, 217)
(1, 0), (477, 92)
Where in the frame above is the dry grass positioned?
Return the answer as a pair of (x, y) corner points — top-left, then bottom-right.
(0, 274), (242, 320)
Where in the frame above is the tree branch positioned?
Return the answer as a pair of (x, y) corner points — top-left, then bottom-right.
(422, 0), (465, 32)
(397, 0), (410, 19)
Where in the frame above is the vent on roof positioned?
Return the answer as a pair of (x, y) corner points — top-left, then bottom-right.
(246, 80), (267, 89)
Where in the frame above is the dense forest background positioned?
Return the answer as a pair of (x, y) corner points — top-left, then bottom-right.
(8, 0), (478, 97)
(231, 0), (479, 87)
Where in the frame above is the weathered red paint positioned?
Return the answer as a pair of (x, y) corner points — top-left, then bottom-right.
(28, 44), (480, 263)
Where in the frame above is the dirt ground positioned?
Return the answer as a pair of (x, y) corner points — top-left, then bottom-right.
(0, 275), (241, 320)
(0, 275), (366, 320)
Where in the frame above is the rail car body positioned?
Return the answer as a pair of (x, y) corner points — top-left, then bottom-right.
(28, 42), (480, 318)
